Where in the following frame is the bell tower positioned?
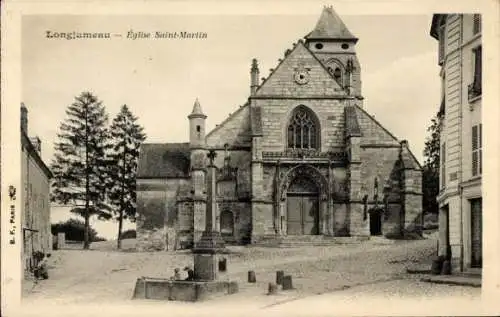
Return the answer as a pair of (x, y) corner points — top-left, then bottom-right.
(305, 6), (363, 103)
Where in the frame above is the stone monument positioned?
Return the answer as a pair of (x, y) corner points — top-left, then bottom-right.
(132, 149), (238, 302)
(192, 149), (227, 280)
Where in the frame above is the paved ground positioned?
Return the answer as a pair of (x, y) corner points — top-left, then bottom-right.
(18, 235), (486, 316)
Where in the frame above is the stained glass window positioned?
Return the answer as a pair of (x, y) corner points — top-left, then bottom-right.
(287, 107), (318, 149)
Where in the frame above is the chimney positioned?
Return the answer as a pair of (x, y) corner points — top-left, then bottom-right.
(250, 58), (260, 96)
(30, 137), (42, 154)
(21, 103), (28, 134)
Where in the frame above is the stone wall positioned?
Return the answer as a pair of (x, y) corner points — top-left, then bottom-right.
(136, 178), (190, 251)
(21, 145), (52, 273)
(217, 201), (252, 244)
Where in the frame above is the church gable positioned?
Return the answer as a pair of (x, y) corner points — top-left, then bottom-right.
(206, 103), (251, 148)
(255, 41), (343, 97)
(354, 106), (400, 146)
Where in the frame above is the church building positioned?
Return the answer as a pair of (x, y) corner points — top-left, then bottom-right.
(136, 6), (423, 251)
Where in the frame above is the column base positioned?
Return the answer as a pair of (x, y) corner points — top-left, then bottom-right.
(192, 231), (226, 254)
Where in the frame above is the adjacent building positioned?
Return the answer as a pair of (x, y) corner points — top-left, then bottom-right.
(430, 14), (482, 273)
(21, 103), (53, 275)
(136, 6), (423, 251)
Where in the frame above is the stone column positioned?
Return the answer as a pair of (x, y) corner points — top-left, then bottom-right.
(192, 150), (226, 281)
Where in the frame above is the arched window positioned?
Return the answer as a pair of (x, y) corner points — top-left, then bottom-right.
(326, 59), (344, 87)
(287, 106), (319, 150)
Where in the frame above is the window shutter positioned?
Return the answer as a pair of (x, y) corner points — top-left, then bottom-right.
(473, 14), (481, 34)
(472, 151), (479, 176)
(441, 142), (446, 188)
(472, 125), (478, 151)
(472, 125), (480, 176)
(438, 26), (445, 63)
(479, 124), (482, 174)
(474, 46), (482, 93)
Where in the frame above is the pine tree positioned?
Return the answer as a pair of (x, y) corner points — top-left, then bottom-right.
(51, 92), (113, 249)
(422, 112), (443, 216)
(107, 105), (146, 249)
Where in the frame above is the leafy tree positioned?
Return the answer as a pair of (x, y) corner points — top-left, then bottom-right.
(422, 112), (442, 215)
(107, 105), (146, 249)
(51, 218), (101, 242)
(50, 92), (113, 249)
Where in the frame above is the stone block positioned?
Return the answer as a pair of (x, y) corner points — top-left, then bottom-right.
(282, 275), (293, 290)
(248, 270), (256, 283)
(194, 253), (218, 281)
(268, 283), (278, 295)
(57, 232), (65, 250)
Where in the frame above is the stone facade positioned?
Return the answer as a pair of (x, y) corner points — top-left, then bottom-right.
(21, 104), (53, 274)
(431, 14), (482, 273)
(136, 6), (423, 251)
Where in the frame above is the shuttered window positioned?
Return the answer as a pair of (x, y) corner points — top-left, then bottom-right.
(438, 25), (445, 63)
(472, 124), (482, 176)
(473, 14), (481, 35)
(441, 142), (446, 188)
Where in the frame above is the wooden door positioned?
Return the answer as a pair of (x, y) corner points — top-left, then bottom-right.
(287, 195), (319, 235)
(471, 198), (482, 268)
(302, 196), (319, 235)
(287, 196), (302, 235)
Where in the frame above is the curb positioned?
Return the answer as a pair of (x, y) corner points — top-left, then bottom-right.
(406, 268), (431, 274)
(420, 277), (481, 288)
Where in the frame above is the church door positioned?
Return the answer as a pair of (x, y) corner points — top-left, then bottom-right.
(369, 209), (382, 236)
(286, 176), (319, 235)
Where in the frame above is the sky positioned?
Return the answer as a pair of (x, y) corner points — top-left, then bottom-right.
(22, 10), (441, 240)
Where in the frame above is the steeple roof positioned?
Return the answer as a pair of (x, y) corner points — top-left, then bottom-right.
(305, 6), (357, 42)
(188, 98), (207, 119)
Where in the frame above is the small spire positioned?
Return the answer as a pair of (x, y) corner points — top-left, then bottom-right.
(191, 98), (203, 115)
(251, 58), (259, 72)
(188, 98), (207, 119)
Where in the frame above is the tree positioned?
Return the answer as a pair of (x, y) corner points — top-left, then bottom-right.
(107, 105), (146, 249)
(51, 218), (101, 242)
(51, 92), (113, 249)
(422, 112), (443, 216)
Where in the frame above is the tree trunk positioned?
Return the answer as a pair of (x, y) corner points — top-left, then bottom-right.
(84, 212), (90, 249)
(83, 103), (90, 250)
(117, 209), (123, 250)
(117, 147), (127, 250)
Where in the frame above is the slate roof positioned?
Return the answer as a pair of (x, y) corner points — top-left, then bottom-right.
(305, 6), (358, 41)
(344, 105), (361, 137)
(137, 143), (191, 178)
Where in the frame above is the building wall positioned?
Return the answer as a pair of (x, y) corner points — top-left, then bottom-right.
(21, 146), (51, 272)
(436, 14), (482, 272)
(136, 178), (190, 251)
